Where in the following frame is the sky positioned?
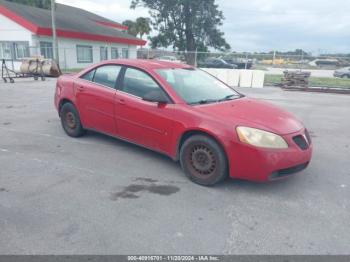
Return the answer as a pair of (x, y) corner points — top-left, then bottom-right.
(56, 0), (350, 54)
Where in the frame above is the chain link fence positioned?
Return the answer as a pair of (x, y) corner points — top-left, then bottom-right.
(2, 45), (350, 87)
(137, 48), (350, 70)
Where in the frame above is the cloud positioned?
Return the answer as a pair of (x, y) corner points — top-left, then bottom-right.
(56, 0), (149, 21)
(218, 0), (350, 53)
(57, 0), (350, 53)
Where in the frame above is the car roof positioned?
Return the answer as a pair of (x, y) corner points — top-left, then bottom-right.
(106, 59), (192, 70)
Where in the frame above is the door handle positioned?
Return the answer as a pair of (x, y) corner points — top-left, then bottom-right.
(117, 98), (126, 105)
(77, 85), (85, 91)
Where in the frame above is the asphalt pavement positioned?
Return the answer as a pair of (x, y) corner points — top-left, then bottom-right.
(0, 78), (349, 254)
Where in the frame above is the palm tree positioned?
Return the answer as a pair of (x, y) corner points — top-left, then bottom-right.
(135, 17), (151, 40)
(122, 17), (151, 40)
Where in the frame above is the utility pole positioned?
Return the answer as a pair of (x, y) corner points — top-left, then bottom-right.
(51, 0), (59, 65)
(300, 49), (304, 71)
(194, 48), (198, 67)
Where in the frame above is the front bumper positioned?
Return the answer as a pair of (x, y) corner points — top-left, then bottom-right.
(268, 162), (309, 180)
(227, 128), (313, 182)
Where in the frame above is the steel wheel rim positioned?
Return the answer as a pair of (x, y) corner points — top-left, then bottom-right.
(188, 144), (216, 176)
(65, 112), (76, 129)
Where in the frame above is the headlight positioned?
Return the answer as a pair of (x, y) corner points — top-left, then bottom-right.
(236, 126), (288, 149)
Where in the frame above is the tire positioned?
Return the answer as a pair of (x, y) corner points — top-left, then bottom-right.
(60, 102), (85, 137)
(180, 134), (228, 186)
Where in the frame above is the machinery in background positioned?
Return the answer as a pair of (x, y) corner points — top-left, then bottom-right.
(282, 70), (311, 88)
(1, 57), (61, 83)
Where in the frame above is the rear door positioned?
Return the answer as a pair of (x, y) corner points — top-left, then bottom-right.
(75, 65), (122, 135)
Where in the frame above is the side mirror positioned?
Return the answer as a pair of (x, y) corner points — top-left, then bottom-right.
(143, 90), (169, 104)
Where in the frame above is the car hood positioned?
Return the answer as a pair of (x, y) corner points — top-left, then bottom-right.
(195, 97), (304, 135)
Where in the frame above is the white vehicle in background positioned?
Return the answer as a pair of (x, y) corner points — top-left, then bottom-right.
(308, 58), (349, 68)
(333, 67), (350, 78)
(309, 59), (338, 67)
(156, 56), (183, 63)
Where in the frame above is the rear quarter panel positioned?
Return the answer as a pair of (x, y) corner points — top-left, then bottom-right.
(55, 74), (78, 113)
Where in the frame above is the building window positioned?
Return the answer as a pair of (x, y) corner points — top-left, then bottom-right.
(0, 42), (12, 59)
(100, 46), (108, 61)
(40, 41), (53, 59)
(122, 48), (129, 58)
(14, 42), (29, 59)
(0, 41), (29, 60)
(77, 45), (93, 63)
(111, 47), (119, 59)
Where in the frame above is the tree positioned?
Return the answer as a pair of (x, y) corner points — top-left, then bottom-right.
(131, 0), (230, 65)
(135, 17), (152, 40)
(122, 17), (152, 40)
(122, 20), (139, 37)
(6, 0), (51, 9)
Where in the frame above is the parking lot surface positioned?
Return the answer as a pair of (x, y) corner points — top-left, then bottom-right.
(0, 78), (349, 254)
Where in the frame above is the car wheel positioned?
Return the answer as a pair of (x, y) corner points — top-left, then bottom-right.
(180, 135), (228, 186)
(60, 102), (85, 137)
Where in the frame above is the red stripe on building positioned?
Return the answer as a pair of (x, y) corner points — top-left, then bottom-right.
(0, 5), (39, 33)
(37, 27), (146, 45)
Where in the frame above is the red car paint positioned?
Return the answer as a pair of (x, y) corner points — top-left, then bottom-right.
(55, 59), (312, 182)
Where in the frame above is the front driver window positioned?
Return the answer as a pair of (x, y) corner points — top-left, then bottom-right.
(122, 68), (165, 98)
(93, 65), (121, 88)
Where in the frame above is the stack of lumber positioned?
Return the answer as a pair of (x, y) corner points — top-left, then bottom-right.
(282, 70), (311, 87)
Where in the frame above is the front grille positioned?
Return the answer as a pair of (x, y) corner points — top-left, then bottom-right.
(293, 135), (309, 150)
(269, 162), (309, 180)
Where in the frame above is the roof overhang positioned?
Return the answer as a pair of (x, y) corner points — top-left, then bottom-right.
(0, 5), (146, 46)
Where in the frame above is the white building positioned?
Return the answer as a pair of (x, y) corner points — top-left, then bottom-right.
(0, 0), (146, 70)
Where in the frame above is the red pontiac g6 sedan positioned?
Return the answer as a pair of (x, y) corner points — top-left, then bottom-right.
(55, 59), (312, 186)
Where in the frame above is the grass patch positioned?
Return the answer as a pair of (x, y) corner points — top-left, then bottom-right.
(264, 74), (350, 88)
(264, 75), (283, 86)
(62, 68), (83, 73)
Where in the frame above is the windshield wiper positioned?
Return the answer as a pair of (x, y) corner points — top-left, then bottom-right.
(218, 94), (242, 102)
(189, 99), (218, 105)
(189, 94), (244, 105)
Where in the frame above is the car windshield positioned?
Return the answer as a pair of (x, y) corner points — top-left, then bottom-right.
(156, 68), (242, 105)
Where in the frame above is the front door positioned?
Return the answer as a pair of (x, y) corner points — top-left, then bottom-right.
(114, 67), (174, 153)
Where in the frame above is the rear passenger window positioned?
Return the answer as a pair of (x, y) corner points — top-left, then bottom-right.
(93, 65), (121, 88)
(80, 69), (95, 81)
